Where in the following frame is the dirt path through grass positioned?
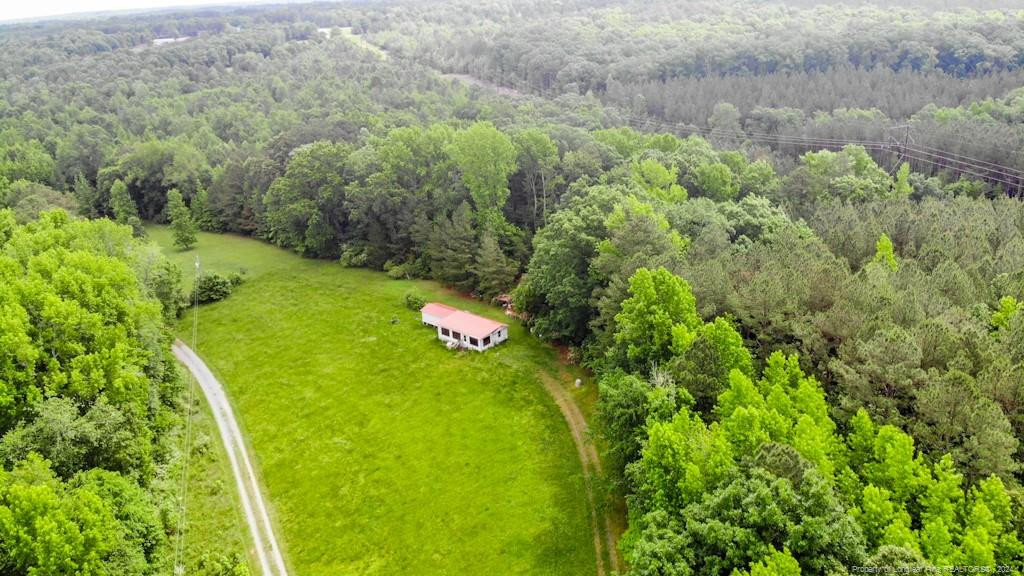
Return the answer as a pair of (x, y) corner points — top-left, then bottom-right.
(174, 340), (289, 576)
(538, 372), (620, 576)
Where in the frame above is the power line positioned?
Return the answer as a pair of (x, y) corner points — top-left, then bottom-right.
(624, 112), (1024, 177)
(898, 151), (1022, 191)
(906, 142), (1024, 176)
(627, 118), (1023, 195)
(622, 113), (1024, 193)
(653, 110), (1024, 160)
(627, 113), (998, 160)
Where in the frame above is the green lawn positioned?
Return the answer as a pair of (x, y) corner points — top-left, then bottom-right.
(150, 227), (598, 575)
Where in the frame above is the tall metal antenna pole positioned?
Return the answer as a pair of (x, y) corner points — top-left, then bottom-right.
(174, 256), (201, 575)
(193, 256), (200, 349)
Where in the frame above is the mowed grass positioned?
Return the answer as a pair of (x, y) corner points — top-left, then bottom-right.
(149, 227), (597, 575)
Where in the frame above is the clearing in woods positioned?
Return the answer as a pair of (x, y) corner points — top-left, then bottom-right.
(150, 226), (618, 575)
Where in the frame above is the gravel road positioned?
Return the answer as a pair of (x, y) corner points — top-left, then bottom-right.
(173, 340), (289, 576)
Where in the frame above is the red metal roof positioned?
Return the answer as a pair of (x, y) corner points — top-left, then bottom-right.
(438, 310), (507, 339)
(421, 302), (457, 318)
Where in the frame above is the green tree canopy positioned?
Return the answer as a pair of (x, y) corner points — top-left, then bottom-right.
(611, 267), (700, 374)
(262, 140), (352, 258)
(693, 162), (738, 201)
(448, 122), (517, 230)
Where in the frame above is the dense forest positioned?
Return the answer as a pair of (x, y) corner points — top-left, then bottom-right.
(1, 0), (1022, 574)
(363, 0), (1024, 190)
(0, 211), (189, 573)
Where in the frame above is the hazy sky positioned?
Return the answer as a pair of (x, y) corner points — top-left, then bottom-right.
(1, 1), (240, 23)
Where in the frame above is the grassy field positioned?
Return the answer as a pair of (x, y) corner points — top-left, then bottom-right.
(150, 227), (599, 575)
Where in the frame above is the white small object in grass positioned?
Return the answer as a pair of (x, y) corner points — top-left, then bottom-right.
(574, 378), (582, 388)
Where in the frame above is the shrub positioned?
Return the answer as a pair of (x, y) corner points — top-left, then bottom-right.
(405, 292), (426, 311)
(339, 244), (368, 268)
(191, 273), (234, 304)
(227, 272), (245, 287)
(194, 552), (250, 576)
(386, 261), (418, 280)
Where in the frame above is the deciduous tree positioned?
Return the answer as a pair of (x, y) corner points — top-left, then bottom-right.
(449, 122), (517, 230)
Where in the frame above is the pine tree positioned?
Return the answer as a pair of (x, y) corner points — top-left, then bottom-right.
(894, 163), (912, 198)
(166, 188), (197, 250)
(109, 178), (143, 235)
(472, 232), (517, 299)
(427, 202), (475, 291)
(73, 174), (99, 218)
(190, 183), (214, 231)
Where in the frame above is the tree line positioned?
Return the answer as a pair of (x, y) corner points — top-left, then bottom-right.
(0, 210), (209, 574)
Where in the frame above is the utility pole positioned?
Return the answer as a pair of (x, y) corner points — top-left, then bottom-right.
(174, 256), (201, 576)
(886, 124), (913, 176)
(193, 257), (200, 350)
